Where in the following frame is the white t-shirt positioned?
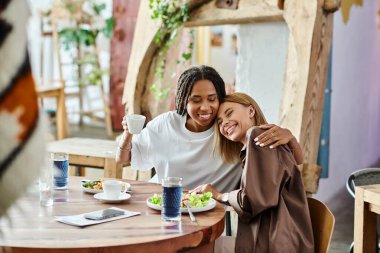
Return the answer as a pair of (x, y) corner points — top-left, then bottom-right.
(131, 111), (242, 192)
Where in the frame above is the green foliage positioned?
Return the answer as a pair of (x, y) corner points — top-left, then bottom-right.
(80, 66), (109, 86)
(64, 1), (76, 14)
(150, 84), (171, 100)
(149, 0), (190, 50)
(59, 28), (98, 49)
(57, 1), (115, 86)
(58, 1), (114, 48)
(102, 17), (115, 38)
(92, 3), (106, 15)
(75, 53), (109, 86)
(148, 0), (194, 101)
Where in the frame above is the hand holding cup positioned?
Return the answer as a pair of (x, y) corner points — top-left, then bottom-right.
(123, 114), (146, 134)
(121, 116), (129, 132)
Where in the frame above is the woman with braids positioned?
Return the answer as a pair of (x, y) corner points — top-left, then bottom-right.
(116, 65), (303, 192)
(191, 92), (313, 253)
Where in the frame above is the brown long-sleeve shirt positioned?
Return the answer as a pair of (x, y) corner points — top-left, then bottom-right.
(228, 127), (314, 253)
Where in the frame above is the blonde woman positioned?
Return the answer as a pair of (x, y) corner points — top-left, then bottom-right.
(191, 92), (314, 253)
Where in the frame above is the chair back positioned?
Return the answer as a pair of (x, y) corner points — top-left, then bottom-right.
(307, 197), (335, 253)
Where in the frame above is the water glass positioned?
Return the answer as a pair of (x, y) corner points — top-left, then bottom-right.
(161, 177), (182, 222)
(39, 160), (53, 207)
(39, 179), (53, 206)
(52, 152), (69, 189)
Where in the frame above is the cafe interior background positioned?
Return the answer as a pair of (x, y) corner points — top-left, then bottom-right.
(3, 0), (380, 251)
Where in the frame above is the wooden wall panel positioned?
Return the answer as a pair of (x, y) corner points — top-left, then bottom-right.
(280, 0), (334, 164)
(110, 0), (140, 131)
(185, 0), (283, 26)
(122, 0), (160, 115)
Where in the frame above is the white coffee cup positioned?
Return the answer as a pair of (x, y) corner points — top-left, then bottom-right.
(126, 114), (146, 134)
(103, 180), (128, 199)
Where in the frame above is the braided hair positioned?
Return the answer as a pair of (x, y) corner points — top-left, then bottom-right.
(175, 65), (226, 116)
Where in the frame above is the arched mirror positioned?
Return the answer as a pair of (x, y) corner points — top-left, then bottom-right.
(122, 0), (338, 193)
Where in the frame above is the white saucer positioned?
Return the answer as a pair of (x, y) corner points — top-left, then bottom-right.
(94, 192), (131, 203)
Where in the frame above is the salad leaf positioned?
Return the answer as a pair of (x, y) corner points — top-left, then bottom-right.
(82, 179), (102, 188)
(148, 192), (212, 208)
(182, 192), (212, 207)
(149, 193), (162, 205)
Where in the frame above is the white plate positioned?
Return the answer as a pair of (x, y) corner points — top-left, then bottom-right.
(81, 181), (131, 194)
(146, 198), (216, 213)
(94, 192), (131, 203)
(81, 186), (103, 194)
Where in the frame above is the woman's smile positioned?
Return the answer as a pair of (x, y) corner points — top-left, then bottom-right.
(225, 124), (236, 136)
(198, 113), (212, 120)
(217, 101), (256, 144)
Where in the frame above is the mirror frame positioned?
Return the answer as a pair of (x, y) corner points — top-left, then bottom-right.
(122, 0), (338, 190)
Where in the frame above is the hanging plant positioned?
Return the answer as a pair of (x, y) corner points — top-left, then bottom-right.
(75, 52), (109, 86)
(59, 28), (99, 49)
(148, 0), (194, 100)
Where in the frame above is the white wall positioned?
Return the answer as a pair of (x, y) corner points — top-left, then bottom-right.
(235, 23), (288, 124)
(28, 0), (53, 84)
(210, 25), (238, 86)
(316, 1), (380, 202)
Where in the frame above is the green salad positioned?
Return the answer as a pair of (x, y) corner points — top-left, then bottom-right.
(149, 192), (213, 208)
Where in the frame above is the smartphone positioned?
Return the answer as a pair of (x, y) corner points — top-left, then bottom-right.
(84, 208), (125, 220)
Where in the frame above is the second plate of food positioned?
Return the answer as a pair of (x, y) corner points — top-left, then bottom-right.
(81, 180), (131, 194)
(146, 192), (216, 213)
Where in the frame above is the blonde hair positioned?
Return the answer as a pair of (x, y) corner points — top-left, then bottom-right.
(214, 92), (267, 163)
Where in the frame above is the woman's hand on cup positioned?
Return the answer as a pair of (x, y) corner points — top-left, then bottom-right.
(118, 116), (132, 149)
(255, 124), (295, 149)
(122, 116), (130, 133)
(122, 114), (146, 134)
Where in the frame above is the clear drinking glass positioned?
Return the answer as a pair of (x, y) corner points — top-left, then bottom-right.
(51, 152), (69, 189)
(39, 158), (53, 206)
(161, 177), (182, 222)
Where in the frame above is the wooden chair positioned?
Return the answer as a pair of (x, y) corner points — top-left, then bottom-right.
(37, 81), (67, 139)
(307, 197), (335, 253)
(36, 12), (68, 139)
(49, 4), (113, 137)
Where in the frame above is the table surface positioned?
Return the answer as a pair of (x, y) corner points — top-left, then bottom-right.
(47, 138), (125, 178)
(47, 138), (118, 159)
(0, 177), (225, 252)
